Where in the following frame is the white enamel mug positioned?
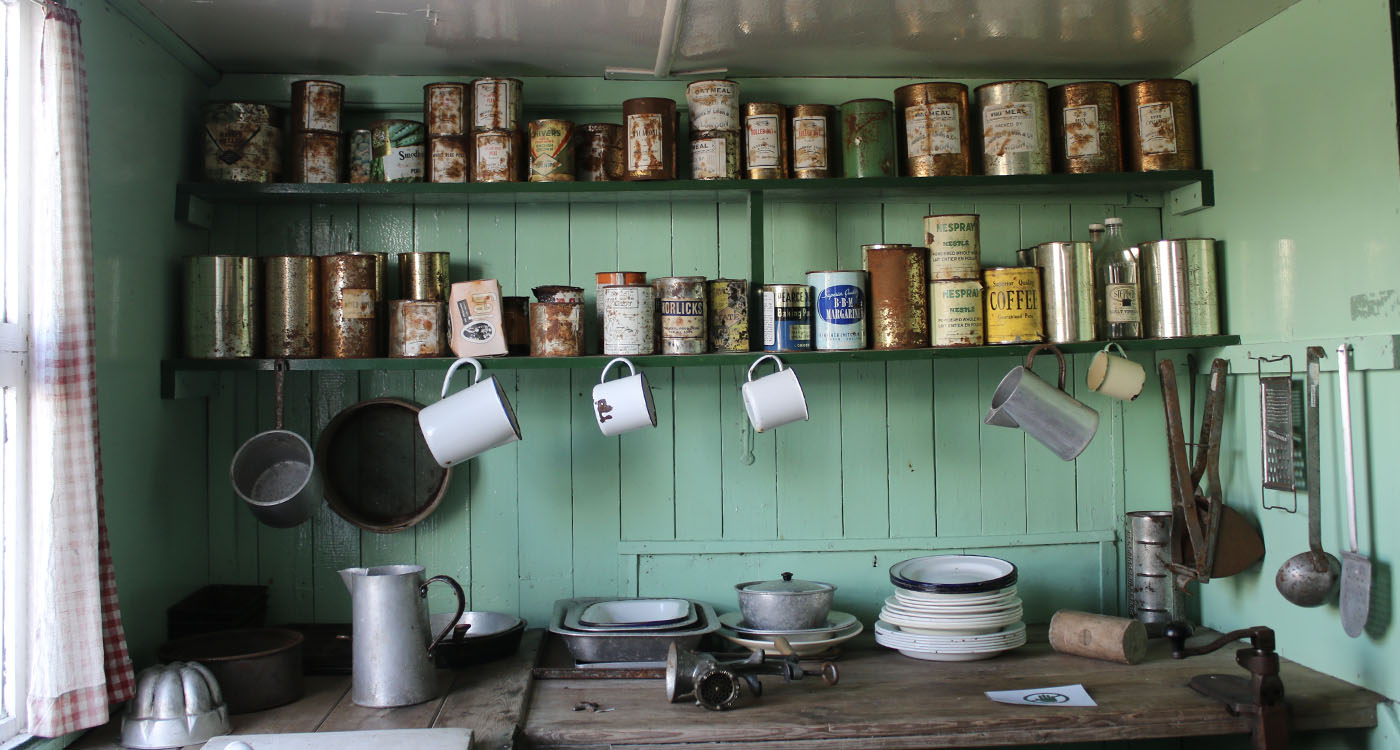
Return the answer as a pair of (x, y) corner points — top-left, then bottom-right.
(418, 357), (521, 467)
(742, 354), (809, 432)
(593, 357), (657, 437)
(1087, 342), (1146, 401)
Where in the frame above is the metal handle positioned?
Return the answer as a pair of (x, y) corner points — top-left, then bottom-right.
(421, 574), (467, 656)
(600, 357), (636, 384)
(273, 361), (288, 430)
(1337, 343), (1359, 554)
(1023, 343), (1067, 391)
(441, 357), (484, 398)
(747, 354), (785, 382)
(1304, 347), (1325, 558)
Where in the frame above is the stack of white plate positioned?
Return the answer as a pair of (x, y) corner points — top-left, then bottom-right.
(876, 554), (1027, 661)
(716, 610), (864, 656)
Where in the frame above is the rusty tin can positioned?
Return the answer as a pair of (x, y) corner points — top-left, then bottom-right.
(601, 284), (656, 356)
(654, 276), (707, 355)
(596, 272), (646, 352)
(924, 214), (981, 281)
(930, 279), (985, 347)
(428, 134), (471, 183)
(473, 129), (521, 182)
(577, 123), (624, 182)
(862, 243), (930, 349)
(760, 284), (813, 352)
(388, 300), (447, 357)
(1183, 238), (1219, 336)
(348, 129), (372, 183)
(184, 255), (259, 359)
(1033, 241), (1096, 343)
(472, 77), (523, 132)
(1122, 79), (1198, 171)
(691, 129), (741, 180)
(530, 301), (583, 357)
(424, 82), (469, 136)
(840, 98), (897, 178)
(807, 270), (867, 350)
(1050, 81), (1123, 174)
(288, 130), (343, 183)
(263, 255), (319, 358)
(744, 102), (788, 179)
(708, 278), (749, 353)
(533, 285), (584, 303)
(502, 296), (530, 356)
(686, 79), (740, 133)
(290, 79), (344, 132)
(624, 98), (677, 180)
(528, 119), (576, 182)
(398, 252), (451, 301)
(201, 102), (283, 183)
(370, 119), (425, 182)
(894, 82), (971, 177)
(975, 80), (1051, 176)
(321, 253), (379, 358)
(790, 104), (836, 178)
(984, 266), (1045, 344)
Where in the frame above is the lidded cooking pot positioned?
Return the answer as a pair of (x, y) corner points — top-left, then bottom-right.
(734, 572), (835, 630)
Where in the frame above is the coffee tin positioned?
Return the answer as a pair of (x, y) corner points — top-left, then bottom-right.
(654, 276), (707, 355)
(288, 130), (343, 183)
(807, 270), (867, 350)
(862, 243), (930, 349)
(472, 77), (523, 132)
(596, 272), (647, 353)
(473, 129), (521, 182)
(388, 300), (446, 358)
(184, 255), (259, 358)
(577, 123), (624, 182)
(761, 284), (813, 352)
(1033, 241), (1096, 343)
(201, 102), (283, 183)
(691, 129), (741, 180)
(708, 278), (749, 353)
(923, 214), (981, 280)
(528, 119), (575, 182)
(744, 102), (788, 179)
(930, 279), (984, 347)
(601, 284), (656, 356)
(424, 82), (469, 136)
(348, 129), (372, 183)
(1182, 238), (1219, 336)
(975, 80), (1051, 176)
(263, 255), (319, 358)
(370, 119), (425, 183)
(984, 266), (1045, 344)
(1122, 79), (1198, 171)
(840, 99), (896, 178)
(290, 80), (344, 132)
(790, 104), (836, 179)
(893, 82), (972, 177)
(685, 79), (740, 132)
(1050, 81), (1123, 173)
(398, 252), (451, 301)
(624, 98), (677, 180)
(427, 135), (470, 183)
(530, 301), (583, 357)
(321, 253), (379, 358)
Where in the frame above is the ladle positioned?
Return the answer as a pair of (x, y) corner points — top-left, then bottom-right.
(1276, 347), (1339, 606)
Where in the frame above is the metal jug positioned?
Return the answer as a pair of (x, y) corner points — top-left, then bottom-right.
(983, 344), (1099, 461)
(339, 564), (465, 707)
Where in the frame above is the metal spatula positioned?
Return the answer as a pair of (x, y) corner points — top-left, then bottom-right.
(1337, 343), (1371, 637)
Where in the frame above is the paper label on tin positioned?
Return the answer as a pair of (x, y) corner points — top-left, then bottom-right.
(477, 139), (510, 175)
(816, 285), (863, 325)
(688, 83), (739, 131)
(1138, 102), (1177, 155)
(474, 81), (511, 130)
(982, 101), (1037, 157)
(660, 298), (705, 339)
(692, 137), (726, 179)
(1063, 104), (1100, 157)
(342, 289), (375, 319)
(925, 216), (981, 280)
(383, 146), (424, 181)
(531, 154), (561, 178)
(762, 291), (776, 346)
(932, 282), (984, 345)
(792, 116), (828, 170)
(746, 115), (781, 168)
(906, 103), (962, 157)
(1106, 283), (1141, 323)
(627, 113), (665, 172)
(431, 147), (467, 183)
(301, 82), (342, 131)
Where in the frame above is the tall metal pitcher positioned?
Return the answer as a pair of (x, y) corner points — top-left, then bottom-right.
(339, 564), (465, 707)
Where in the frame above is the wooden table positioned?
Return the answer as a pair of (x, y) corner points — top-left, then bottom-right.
(75, 629), (1381, 750)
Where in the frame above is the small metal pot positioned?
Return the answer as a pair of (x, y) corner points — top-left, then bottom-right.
(734, 572), (835, 630)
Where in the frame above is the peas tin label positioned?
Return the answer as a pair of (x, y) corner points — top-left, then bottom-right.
(814, 283), (865, 349)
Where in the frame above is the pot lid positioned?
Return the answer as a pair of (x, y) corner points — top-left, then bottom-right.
(739, 572), (832, 594)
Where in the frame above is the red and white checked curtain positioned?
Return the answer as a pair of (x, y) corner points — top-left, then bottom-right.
(24, 3), (135, 736)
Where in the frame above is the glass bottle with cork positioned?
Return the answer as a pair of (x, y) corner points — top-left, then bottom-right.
(1094, 217), (1142, 339)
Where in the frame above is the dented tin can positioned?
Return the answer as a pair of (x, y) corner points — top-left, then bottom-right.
(184, 255), (259, 359)
(840, 99), (896, 178)
(984, 266), (1045, 344)
(370, 119), (425, 183)
(807, 270), (867, 350)
(348, 129), (373, 184)
(790, 104), (836, 179)
(601, 284), (656, 356)
(691, 129), (741, 180)
(761, 284), (813, 352)
(398, 252), (451, 301)
(744, 102), (788, 179)
(424, 82), (469, 136)
(290, 79), (344, 133)
(201, 102), (283, 183)
(263, 255), (319, 358)
(862, 244), (929, 349)
(1122, 79), (1198, 171)
(502, 296), (530, 356)
(321, 253), (379, 358)
(930, 279), (985, 347)
(1050, 81), (1123, 174)
(472, 77), (523, 132)
(533, 285), (584, 303)
(530, 301), (583, 357)
(596, 272), (646, 353)
(528, 119), (575, 182)
(1182, 238), (1219, 336)
(924, 214), (981, 281)
(894, 82), (971, 177)
(473, 129), (521, 182)
(288, 130), (343, 183)
(1032, 241), (1096, 343)
(388, 300), (446, 358)
(708, 278), (749, 353)
(685, 79), (740, 133)
(624, 98), (677, 181)
(428, 135), (471, 183)
(577, 123), (624, 182)
(975, 80), (1051, 176)
(654, 276), (707, 355)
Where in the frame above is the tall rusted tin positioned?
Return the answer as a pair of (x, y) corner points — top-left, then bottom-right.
(398, 252), (451, 301)
(744, 102), (788, 179)
(1032, 241), (1096, 343)
(349, 251), (387, 331)
(321, 253), (378, 358)
(370, 119), (425, 182)
(577, 123), (624, 182)
(263, 255), (319, 358)
(348, 129), (372, 184)
(975, 80), (1051, 175)
(427, 135), (470, 183)
(290, 80), (344, 133)
(839, 99), (896, 178)
(894, 82), (971, 177)
(530, 301), (583, 357)
(388, 300), (446, 358)
(685, 79), (740, 133)
(1050, 81), (1123, 174)
(533, 285), (584, 303)
(473, 129), (521, 182)
(862, 243), (929, 349)
(528, 119), (575, 182)
(288, 131), (343, 183)
(1138, 240), (1192, 339)
(983, 266), (1044, 344)
(502, 296), (530, 355)
(1182, 238), (1219, 336)
(601, 284), (656, 356)
(691, 129), (741, 180)
(623, 98), (677, 180)
(595, 272), (646, 353)
(184, 255), (259, 358)
(930, 279), (984, 347)
(424, 82), (469, 135)
(654, 276), (707, 355)
(807, 270), (867, 350)
(201, 103), (283, 183)
(924, 214), (981, 280)
(790, 104), (836, 179)
(1122, 79), (1198, 171)
(472, 77), (523, 132)
(708, 278), (749, 353)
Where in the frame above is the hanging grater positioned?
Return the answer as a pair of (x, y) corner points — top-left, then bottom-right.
(1252, 354), (1299, 511)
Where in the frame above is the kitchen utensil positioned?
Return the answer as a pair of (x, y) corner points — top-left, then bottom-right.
(578, 598), (691, 627)
(889, 554), (1018, 593)
(427, 611), (526, 668)
(156, 628), (304, 714)
(1048, 610), (1147, 665)
(665, 641), (839, 711)
(230, 367), (320, 528)
(1252, 352), (1300, 511)
(592, 357), (658, 436)
(202, 729), (473, 750)
(873, 620), (1027, 661)
(1086, 342), (1146, 400)
(418, 357), (522, 467)
(549, 598), (720, 663)
(339, 564), (466, 707)
(734, 572), (835, 630)
(1337, 343), (1372, 637)
(1125, 511), (1181, 635)
(741, 355), (810, 432)
(318, 398), (451, 532)
(121, 662), (230, 749)
(718, 610), (858, 642)
(717, 619), (863, 656)
(1276, 347), (1340, 607)
(562, 601), (698, 633)
(984, 344), (1099, 461)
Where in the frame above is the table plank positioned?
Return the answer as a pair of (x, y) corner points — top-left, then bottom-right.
(317, 670), (455, 732)
(434, 629), (545, 750)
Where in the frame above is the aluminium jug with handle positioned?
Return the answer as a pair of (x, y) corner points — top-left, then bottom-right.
(984, 343), (1099, 461)
(339, 564), (465, 707)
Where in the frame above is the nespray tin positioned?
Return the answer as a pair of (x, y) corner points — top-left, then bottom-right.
(1050, 81), (1123, 173)
(975, 80), (1051, 176)
(790, 104), (836, 179)
(184, 255), (259, 358)
(601, 284), (656, 356)
(528, 119), (575, 182)
(930, 279), (984, 347)
(263, 255), (319, 358)
(840, 99), (896, 178)
(370, 119), (425, 183)
(654, 276), (707, 355)
(862, 243), (930, 349)
(807, 270), (867, 350)
(893, 82), (971, 177)
(744, 102), (788, 179)
(924, 214), (981, 281)
(761, 284), (813, 352)
(983, 266), (1044, 344)
(708, 278), (749, 353)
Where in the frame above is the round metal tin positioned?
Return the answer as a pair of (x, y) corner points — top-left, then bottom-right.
(424, 82), (469, 136)
(654, 276), (707, 355)
(983, 266), (1045, 344)
(790, 104), (836, 178)
(528, 119), (576, 182)
(624, 98), (678, 181)
(473, 129), (521, 183)
(1138, 240), (1192, 338)
(930, 279), (984, 347)
(691, 129), (741, 180)
(263, 255), (319, 358)
(685, 79), (740, 133)
(370, 119), (425, 183)
(184, 255), (259, 358)
(472, 77), (523, 132)
(707, 278), (749, 353)
(398, 252), (451, 301)
(1050, 81), (1123, 174)
(427, 134), (471, 183)
(288, 130), (343, 184)
(974, 80), (1051, 176)
(744, 102), (788, 179)
(530, 301), (583, 357)
(1181, 238), (1219, 336)
(862, 243), (929, 349)
(347, 129), (372, 184)
(290, 79), (344, 133)
(1032, 241), (1096, 343)
(321, 253), (379, 358)
(923, 214), (981, 281)
(595, 272), (647, 353)
(893, 82), (971, 177)
(839, 99), (896, 178)
(577, 123), (624, 182)
(807, 270), (867, 350)
(388, 300), (446, 358)
(760, 284), (813, 352)
(201, 102), (283, 183)
(1122, 79), (1198, 171)
(601, 284), (656, 356)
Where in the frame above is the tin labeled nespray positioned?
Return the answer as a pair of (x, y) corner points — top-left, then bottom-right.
(807, 271), (867, 350)
(975, 80), (1051, 176)
(744, 102), (788, 179)
(894, 82), (971, 177)
(1050, 81), (1123, 173)
(370, 119), (425, 183)
(761, 284), (813, 352)
(201, 103), (283, 183)
(924, 214), (981, 280)
(790, 104), (836, 178)
(930, 279), (984, 347)
(472, 77), (523, 132)
(577, 123), (624, 182)
(428, 135), (471, 183)
(529, 119), (575, 182)
(691, 130), (741, 180)
(184, 255), (259, 358)
(1123, 79), (1199, 171)
(263, 255), (319, 358)
(708, 278), (749, 353)
(685, 79), (740, 133)
(862, 244), (930, 349)
(348, 129), (372, 184)
(624, 98), (677, 181)
(983, 266), (1044, 344)
(288, 131), (343, 183)
(655, 276), (707, 354)
(601, 284), (656, 356)
(840, 99), (896, 178)
(473, 129), (521, 182)
(424, 82), (469, 136)
(290, 80), (344, 133)
(388, 300), (446, 358)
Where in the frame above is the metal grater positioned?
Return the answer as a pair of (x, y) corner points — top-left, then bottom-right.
(1251, 353), (1299, 512)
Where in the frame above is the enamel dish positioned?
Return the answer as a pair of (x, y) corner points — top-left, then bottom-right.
(717, 619), (864, 656)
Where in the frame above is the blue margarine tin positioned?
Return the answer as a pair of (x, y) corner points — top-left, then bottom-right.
(806, 270), (867, 350)
(761, 284), (812, 352)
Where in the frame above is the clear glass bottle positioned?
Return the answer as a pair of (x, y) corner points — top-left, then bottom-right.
(1094, 217), (1142, 339)
(1088, 222), (1105, 247)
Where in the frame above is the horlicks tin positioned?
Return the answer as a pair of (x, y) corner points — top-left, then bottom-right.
(601, 284), (656, 356)
(930, 279), (984, 347)
(654, 276), (707, 354)
(806, 271), (867, 350)
(924, 214), (981, 281)
(761, 284), (812, 352)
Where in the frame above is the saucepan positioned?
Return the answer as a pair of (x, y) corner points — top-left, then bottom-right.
(230, 367), (320, 528)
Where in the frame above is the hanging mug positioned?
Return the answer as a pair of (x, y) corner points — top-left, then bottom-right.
(984, 344), (1098, 461)
(742, 354), (809, 432)
(418, 357), (521, 467)
(593, 357), (657, 436)
(1087, 342), (1146, 401)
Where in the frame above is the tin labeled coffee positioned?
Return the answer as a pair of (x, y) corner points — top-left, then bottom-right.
(807, 271), (867, 350)
(984, 266), (1044, 344)
(761, 284), (813, 352)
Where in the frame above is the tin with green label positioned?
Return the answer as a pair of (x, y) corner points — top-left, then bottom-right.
(370, 119), (425, 183)
(840, 99), (896, 178)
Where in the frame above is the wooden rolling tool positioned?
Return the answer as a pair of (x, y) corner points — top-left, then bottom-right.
(1049, 610), (1148, 665)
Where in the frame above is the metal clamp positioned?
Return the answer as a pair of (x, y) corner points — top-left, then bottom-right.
(1165, 622), (1288, 750)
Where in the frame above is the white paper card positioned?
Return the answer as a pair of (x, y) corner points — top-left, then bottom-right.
(985, 684), (1097, 707)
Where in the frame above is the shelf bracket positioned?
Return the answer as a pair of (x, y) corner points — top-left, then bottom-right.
(1168, 180), (1213, 215)
(177, 192), (214, 229)
(162, 361), (220, 399)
